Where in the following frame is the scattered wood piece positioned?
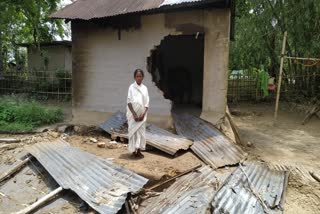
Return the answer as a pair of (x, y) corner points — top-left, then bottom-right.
(309, 171), (320, 183)
(226, 110), (243, 145)
(97, 142), (106, 148)
(239, 163), (269, 213)
(146, 163), (202, 191)
(14, 186), (63, 214)
(48, 131), (60, 138)
(0, 143), (24, 151)
(111, 134), (118, 140)
(302, 104), (320, 125)
(57, 125), (69, 133)
(280, 171), (290, 211)
(0, 157), (31, 184)
(128, 197), (138, 214)
(124, 200), (131, 214)
(89, 137), (98, 143)
(0, 138), (21, 144)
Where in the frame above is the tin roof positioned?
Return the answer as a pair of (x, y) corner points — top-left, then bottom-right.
(18, 41), (72, 47)
(51, 0), (229, 20)
(212, 162), (289, 213)
(173, 114), (246, 169)
(99, 112), (193, 155)
(141, 165), (233, 214)
(27, 140), (148, 214)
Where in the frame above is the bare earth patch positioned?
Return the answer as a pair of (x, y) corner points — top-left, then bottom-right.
(0, 102), (320, 213)
(231, 103), (320, 214)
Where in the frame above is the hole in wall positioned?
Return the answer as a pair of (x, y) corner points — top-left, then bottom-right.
(147, 34), (204, 115)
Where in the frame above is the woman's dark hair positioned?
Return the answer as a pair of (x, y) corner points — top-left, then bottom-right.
(134, 69), (144, 77)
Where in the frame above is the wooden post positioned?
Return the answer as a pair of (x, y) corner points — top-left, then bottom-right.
(274, 31), (287, 122)
(0, 157), (30, 184)
(14, 186), (63, 214)
(0, 138), (21, 143)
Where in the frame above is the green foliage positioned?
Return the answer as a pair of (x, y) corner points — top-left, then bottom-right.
(0, 0), (65, 70)
(230, 0), (320, 75)
(0, 96), (63, 132)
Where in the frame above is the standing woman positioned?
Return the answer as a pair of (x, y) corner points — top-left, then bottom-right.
(127, 69), (149, 157)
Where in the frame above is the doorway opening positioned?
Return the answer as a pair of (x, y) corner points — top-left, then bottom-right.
(147, 34), (204, 115)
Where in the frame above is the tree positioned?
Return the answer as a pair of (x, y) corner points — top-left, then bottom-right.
(230, 0), (320, 76)
(0, 0), (65, 72)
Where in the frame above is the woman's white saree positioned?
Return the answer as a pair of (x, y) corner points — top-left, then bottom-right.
(126, 82), (149, 153)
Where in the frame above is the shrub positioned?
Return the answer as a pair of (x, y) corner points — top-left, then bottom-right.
(0, 96), (63, 132)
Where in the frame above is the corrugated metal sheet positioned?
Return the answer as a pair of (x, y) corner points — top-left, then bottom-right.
(212, 161), (289, 214)
(26, 140), (148, 214)
(100, 112), (193, 155)
(173, 113), (246, 169)
(99, 111), (127, 136)
(266, 161), (318, 183)
(160, 0), (202, 6)
(141, 165), (233, 214)
(145, 124), (193, 155)
(51, 0), (226, 20)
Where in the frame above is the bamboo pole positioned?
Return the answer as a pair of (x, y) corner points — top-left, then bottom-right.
(0, 157), (31, 184)
(14, 186), (63, 214)
(0, 138), (21, 143)
(274, 31), (287, 122)
(283, 56), (320, 61)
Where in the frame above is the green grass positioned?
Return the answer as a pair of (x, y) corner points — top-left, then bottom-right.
(0, 96), (63, 132)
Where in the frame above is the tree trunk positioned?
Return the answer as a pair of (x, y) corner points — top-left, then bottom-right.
(0, 32), (4, 75)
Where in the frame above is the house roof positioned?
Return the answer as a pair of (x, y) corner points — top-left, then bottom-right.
(18, 41), (72, 48)
(51, 0), (230, 20)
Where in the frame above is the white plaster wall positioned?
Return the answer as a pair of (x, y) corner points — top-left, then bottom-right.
(71, 9), (231, 127)
(64, 47), (72, 72)
(28, 46), (70, 71)
(201, 9), (231, 125)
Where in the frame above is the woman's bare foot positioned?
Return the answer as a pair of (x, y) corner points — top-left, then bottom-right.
(136, 149), (144, 158)
(131, 151), (138, 158)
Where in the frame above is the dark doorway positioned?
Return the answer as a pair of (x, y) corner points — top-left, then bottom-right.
(147, 34), (204, 113)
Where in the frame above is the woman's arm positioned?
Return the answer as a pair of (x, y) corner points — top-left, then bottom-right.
(139, 87), (149, 121)
(139, 107), (148, 121)
(128, 103), (139, 122)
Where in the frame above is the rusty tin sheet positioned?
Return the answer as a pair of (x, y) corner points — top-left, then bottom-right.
(212, 161), (289, 214)
(27, 140), (148, 214)
(100, 112), (193, 155)
(173, 113), (246, 168)
(141, 165), (233, 214)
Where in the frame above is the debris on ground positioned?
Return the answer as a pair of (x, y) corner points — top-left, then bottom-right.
(23, 139), (148, 214)
(97, 142), (106, 148)
(57, 125), (69, 133)
(100, 112), (193, 156)
(0, 143), (24, 151)
(302, 103), (320, 125)
(89, 137), (98, 143)
(1, 105), (320, 214)
(140, 165), (232, 213)
(266, 161), (320, 184)
(212, 161), (289, 213)
(173, 113), (246, 169)
(0, 138), (21, 144)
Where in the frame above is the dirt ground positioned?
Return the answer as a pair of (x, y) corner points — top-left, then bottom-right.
(0, 102), (320, 213)
(230, 102), (320, 214)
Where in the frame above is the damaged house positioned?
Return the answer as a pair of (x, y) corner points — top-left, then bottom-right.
(52, 0), (235, 127)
